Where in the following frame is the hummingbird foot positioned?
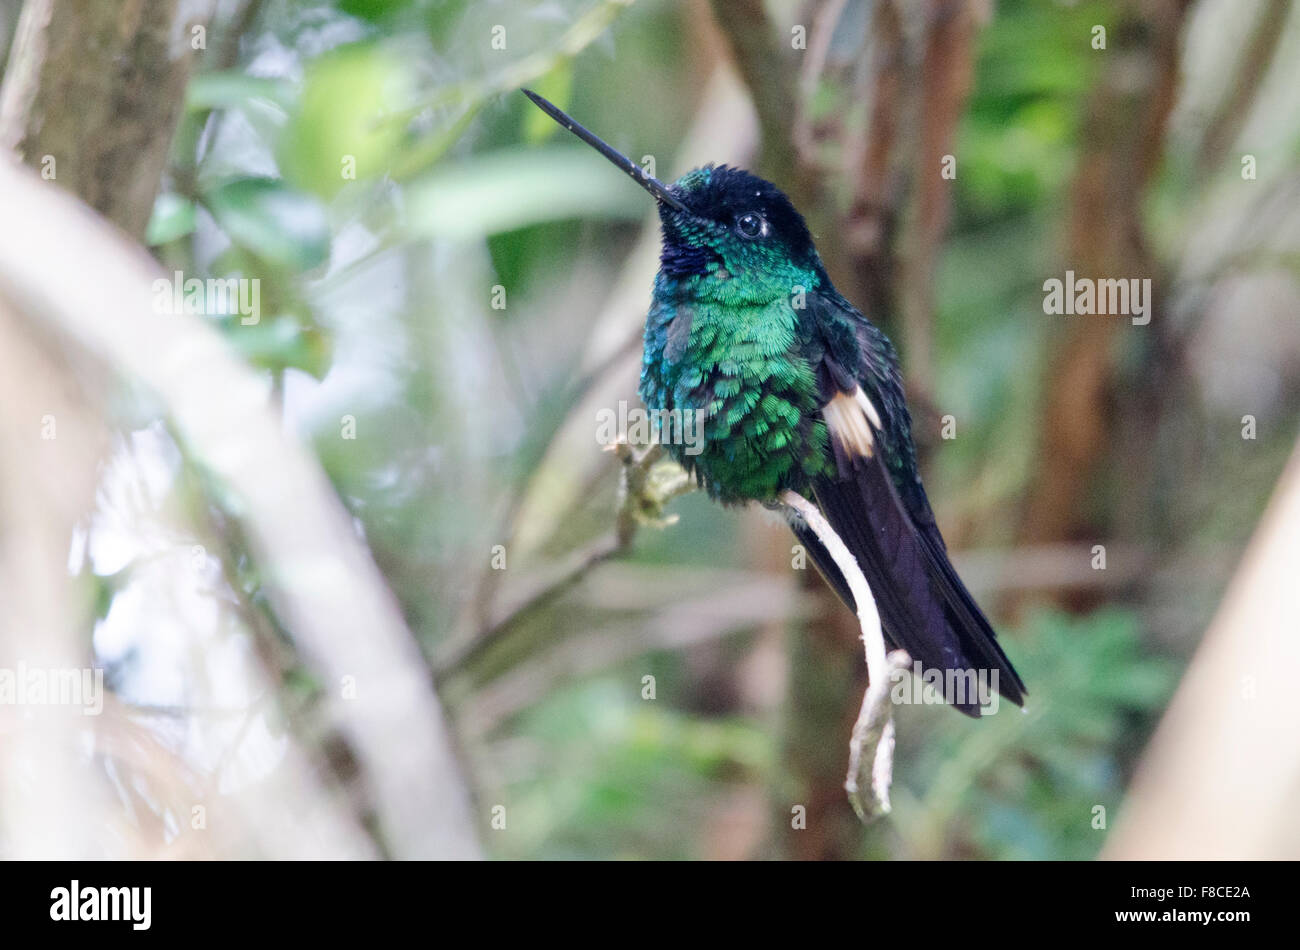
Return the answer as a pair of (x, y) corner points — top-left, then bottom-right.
(610, 439), (695, 544)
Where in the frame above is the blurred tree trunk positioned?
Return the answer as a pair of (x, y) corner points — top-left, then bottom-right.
(839, 0), (905, 339)
(709, 0), (987, 859)
(0, 2), (213, 855)
(777, 592), (869, 859)
(0, 0), (214, 238)
(898, 0), (984, 403)
(1015, 1), (1191, 577)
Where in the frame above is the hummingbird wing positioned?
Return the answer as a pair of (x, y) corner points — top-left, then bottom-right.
(796, 289), (1026, 715)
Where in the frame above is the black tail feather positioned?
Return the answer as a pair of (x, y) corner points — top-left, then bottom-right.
(799, 453), (1024, 716)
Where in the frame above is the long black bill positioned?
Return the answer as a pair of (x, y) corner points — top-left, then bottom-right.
(521, 89), (691, 215)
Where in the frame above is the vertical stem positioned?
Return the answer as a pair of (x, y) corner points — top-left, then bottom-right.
(780, 490), (901, 822)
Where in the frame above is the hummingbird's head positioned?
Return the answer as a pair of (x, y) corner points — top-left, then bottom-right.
(521, 90), (825, 298)
(654, 164), (822, 288)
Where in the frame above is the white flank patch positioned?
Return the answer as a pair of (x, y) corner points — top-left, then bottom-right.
(823, 388), (877, 458)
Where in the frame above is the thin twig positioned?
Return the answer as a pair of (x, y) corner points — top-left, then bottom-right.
(436, 440), (693, 674)
(793, 0), (849, 167)
(779, 489), (904, 822)
(707, 0), (800, 183)
(464, 325), (643, 634)
(386, 0), (636, 177)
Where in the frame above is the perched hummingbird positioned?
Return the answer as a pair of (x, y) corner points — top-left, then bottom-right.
(523, 90), (1025, 715)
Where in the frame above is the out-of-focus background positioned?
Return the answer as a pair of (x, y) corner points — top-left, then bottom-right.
(1, 0), (1298, 860)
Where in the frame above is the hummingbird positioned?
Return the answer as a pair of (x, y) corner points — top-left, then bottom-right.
(522, 89), (1025, 715)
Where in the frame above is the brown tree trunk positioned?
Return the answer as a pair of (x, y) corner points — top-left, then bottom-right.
(709, 0), (988, 859)
(0, 0), (214, 238)
(898, 0), (984, 401)
(1017, 1), (1191, 566)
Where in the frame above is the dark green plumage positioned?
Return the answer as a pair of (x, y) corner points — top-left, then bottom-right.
(639, 165), (915, 506)
(524, 90), (1026, 716)
(640, 278), (834, 503)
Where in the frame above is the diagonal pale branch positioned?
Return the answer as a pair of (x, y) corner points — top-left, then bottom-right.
(0, 158), (481, 859)
(707, 0), (801, 183)
(1194, 0), (1289, 178)
(1104, 441), (1300, 859)
(780, 489), (905, 822)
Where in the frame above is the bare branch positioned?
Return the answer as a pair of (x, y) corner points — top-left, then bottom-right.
(1195, 0), (1289, 178)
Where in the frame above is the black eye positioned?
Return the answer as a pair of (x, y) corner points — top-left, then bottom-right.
(736, 212), (766, 239)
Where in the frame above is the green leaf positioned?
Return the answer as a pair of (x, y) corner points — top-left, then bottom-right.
(404, 145), (647, 240)
(223, 316), (332, 379)
(145, 193), (197, 246)
(337, 0), (414, 22)
(187, 72), (293, 112)
(279, 43), (411, 197)
(203, 177), (330, 271)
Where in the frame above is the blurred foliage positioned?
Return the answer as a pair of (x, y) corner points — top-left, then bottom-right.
(492, 680), (772, 859)
(469, 604), (1176, 860)
(100, 0), (1300, 858)
(882, 608), (1177, 860)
